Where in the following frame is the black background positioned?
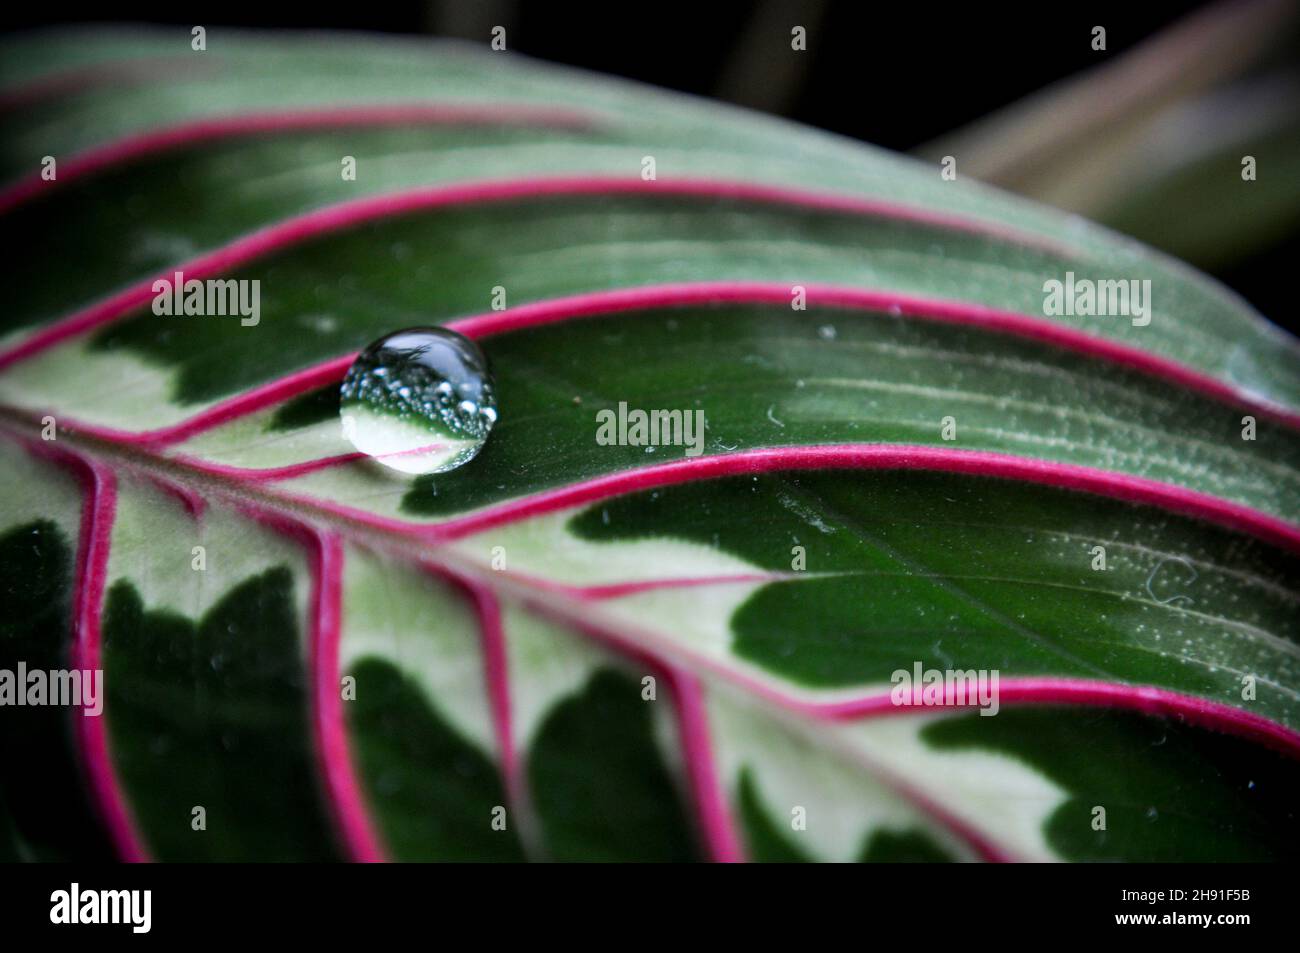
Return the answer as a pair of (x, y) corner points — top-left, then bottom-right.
(1, 860), (1284, 938)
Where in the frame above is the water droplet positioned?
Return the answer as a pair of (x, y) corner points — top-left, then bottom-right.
(340, 327), (497, 474)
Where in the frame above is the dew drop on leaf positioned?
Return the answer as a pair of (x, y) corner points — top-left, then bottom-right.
(340, 327), (497, 475)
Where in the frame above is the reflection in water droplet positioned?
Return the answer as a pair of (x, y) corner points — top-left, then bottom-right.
(340, 327), (497, 475)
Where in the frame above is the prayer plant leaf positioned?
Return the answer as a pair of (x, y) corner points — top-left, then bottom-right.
(0, 27), (1297, 863)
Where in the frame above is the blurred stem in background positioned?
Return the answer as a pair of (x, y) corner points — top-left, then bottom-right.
(915, 0), (1300, 274)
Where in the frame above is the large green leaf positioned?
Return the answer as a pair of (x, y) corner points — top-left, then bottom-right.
(0, 26), (1297, 863)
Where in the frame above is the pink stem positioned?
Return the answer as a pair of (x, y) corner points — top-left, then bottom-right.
(499, 570), (783, 601)
(23, 440), (152, 862)
(665, 670), (746, 862)
(145, 473), (207, 518)
(462, 581), (529, 836)
(244, 514), (388, 863)
(808, 677), (1300, 757)
(311, 533), (386, 861)
(167, 451), (366, 483)
(0, 175), (1079, 372)
(416, 444), (1300, 553)
(873, 776), (1016, 862)
(0, 104), (601, 213)
(70, 355), (357, 446)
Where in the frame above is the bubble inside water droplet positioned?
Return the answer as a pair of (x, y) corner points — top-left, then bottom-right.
(340, 327), (496, 475)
